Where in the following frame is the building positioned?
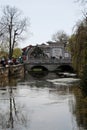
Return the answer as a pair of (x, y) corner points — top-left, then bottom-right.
(39, 41), (71, 59)
(22, 41), (71, 61)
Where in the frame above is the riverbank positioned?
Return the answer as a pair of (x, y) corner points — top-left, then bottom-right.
(0, 64), (24, 78)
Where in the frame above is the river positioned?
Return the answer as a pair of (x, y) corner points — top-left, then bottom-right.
(0, 72), (87, 130)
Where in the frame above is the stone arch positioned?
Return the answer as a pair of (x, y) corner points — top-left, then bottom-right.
(56, 65), (74, 73)
(30, 65), (48, 78)
(31, 65), (48, 72)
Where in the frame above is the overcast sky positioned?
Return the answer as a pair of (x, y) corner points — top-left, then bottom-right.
(0, 0), (83, 47)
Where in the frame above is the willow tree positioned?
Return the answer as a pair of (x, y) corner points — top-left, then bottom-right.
(69, 19), (87, 75)
(0, 5), (28, 59)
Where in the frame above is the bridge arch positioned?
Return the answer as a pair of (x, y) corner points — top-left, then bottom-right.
(31, 65), (48, 72)
(29, 65), (48, 78)
(56, 65), (74, 73)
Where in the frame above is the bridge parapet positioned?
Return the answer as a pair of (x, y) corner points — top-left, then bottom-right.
(25, 58), (71, 64)
(24, 58), (72, 72)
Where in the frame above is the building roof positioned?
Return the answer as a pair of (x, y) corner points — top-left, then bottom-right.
(22, 45), (33, 51)
(47, 41), (64, 47)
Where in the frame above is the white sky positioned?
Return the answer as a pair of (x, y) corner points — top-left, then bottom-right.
(0, 0), (83, 47)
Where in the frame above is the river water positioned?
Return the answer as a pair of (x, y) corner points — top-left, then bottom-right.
(0, 72), (87, 130)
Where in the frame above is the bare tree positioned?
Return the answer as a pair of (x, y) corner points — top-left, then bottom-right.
(0, 5), (29, 59)
(52, 30), (69, 47)
(76, 0), (87, 3)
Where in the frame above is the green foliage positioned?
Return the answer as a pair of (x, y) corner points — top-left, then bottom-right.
(0, 51), (8, 58)
(69, 20), (87, 76)
(13, 48), (22, 58)
(69, 17), (87, 94)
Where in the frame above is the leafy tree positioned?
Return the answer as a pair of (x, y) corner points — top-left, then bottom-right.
(0, 51), (8, 58)
(69, 18), (87, 75)
(13, 48), (22, 58)
(0, 5), (29, 59)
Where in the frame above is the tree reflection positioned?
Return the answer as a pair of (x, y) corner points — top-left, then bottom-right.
(73, 66), (87, 129)
(0, 77), (28, 129)
(72, 86), (87, 130)
(8, 87), (15, 128)
(80, 65), (87, 97)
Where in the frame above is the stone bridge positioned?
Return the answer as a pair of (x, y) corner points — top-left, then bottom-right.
(24, 58), (73, 72)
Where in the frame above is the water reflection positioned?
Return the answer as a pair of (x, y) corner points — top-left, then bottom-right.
(0, 77), (27, 130)
(29, 71), (48, 78)
(0, 73), (87, 130)
(72, 86), (87, 130)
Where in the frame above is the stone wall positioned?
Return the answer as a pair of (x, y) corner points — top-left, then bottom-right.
(0, 64), (24, 78)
